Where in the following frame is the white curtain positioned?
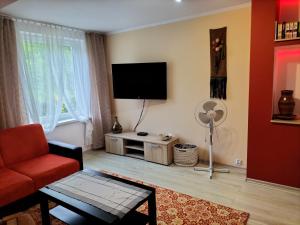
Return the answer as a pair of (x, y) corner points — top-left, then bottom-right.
(15, 21), (90, 132)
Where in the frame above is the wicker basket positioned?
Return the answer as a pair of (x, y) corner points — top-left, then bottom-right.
(174, 144), (198, 166)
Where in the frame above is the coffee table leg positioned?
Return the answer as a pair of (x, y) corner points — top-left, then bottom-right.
(40, 195), (50, 225)
(148, 191), (157, 225)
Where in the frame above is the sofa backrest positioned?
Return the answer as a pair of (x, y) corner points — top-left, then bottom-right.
(0, 154), (4, 168)
(0, 124), (49, 166)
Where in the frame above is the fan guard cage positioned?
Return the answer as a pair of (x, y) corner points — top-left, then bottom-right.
(194, 98), (227, 127)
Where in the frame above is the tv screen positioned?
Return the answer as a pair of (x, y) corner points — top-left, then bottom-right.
(112, 62), (167, 100)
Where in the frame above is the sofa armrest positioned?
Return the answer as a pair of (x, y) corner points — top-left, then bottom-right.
(48, 141), (83, 170)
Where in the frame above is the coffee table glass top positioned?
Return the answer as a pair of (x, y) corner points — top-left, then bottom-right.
(46, 171), (152, 219)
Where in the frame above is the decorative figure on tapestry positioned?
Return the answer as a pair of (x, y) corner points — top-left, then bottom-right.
(210, 27), (227, 99)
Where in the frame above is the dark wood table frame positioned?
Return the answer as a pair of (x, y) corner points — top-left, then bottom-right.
(39, 169), (157, 225)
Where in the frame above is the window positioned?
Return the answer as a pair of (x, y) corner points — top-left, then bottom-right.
(15, 22), (90, 132)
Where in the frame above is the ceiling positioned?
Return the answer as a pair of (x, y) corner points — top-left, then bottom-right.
(0, 0), (250, 33)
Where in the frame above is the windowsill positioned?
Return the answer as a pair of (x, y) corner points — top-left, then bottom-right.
(57, 119), (79, 127)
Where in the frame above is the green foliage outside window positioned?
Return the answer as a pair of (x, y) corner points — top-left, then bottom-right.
(22, 40), (76, 119)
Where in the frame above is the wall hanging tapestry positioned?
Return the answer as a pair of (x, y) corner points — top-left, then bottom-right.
(210, 27), (227, 99)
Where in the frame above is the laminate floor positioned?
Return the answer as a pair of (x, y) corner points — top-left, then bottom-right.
(83, 150), (300, 225)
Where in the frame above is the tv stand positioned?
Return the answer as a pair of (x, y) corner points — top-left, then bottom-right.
(105, 132), (179, 165)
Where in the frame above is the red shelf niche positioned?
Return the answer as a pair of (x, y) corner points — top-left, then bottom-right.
(276, 0), (300, 22)
(272, 44), (300, 118)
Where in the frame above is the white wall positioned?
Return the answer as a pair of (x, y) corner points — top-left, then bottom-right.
(46, 121), (91, 151)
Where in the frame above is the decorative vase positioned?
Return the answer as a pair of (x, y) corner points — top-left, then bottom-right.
(112, 116), (122, 134)
(278, 90), (295, 115)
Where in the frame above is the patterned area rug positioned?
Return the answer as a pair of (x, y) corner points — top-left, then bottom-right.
(5, 171), (249, 225)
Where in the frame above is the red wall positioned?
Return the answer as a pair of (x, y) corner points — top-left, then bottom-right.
(247, 0), (300, 188)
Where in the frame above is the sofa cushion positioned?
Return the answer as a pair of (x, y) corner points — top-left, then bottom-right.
(10, 154), (80, 189)
(0, 168), (35, 207)
(0, 124), (49, 166)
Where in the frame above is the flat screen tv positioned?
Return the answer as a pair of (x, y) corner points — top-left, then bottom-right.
(112, 62), (167, 100)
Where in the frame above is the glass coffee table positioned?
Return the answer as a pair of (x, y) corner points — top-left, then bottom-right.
(39, 169), (156, 225)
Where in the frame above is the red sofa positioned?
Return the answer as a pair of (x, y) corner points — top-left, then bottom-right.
(0, 124), (82, 213)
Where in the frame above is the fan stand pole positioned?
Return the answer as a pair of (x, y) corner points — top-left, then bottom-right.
(194, 121), (230, 179)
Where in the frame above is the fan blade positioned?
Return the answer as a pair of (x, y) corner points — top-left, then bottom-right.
(198, 112), (210, 124)
(203, 101), (217, 111)
(214, 110), (224, 122)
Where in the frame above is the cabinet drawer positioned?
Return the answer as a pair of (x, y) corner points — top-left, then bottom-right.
(105, 136), (124, 155)
(144, 143), (167, 165)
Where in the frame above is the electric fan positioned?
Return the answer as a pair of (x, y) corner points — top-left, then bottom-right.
(194, 98), (229, 179)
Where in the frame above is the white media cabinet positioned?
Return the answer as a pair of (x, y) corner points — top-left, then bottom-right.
(105, 132), (179, 165)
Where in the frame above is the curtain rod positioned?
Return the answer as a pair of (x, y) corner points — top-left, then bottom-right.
(0, 13), (106, 35)
(0, 13), (86, 33)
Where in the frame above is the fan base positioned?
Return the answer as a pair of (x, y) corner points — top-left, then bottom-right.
(194, 167), (230, 179)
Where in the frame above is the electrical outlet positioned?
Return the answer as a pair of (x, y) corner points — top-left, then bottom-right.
(235, 159), (242, 166)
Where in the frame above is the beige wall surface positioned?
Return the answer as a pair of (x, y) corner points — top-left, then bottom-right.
(106, 6), (251, 168)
